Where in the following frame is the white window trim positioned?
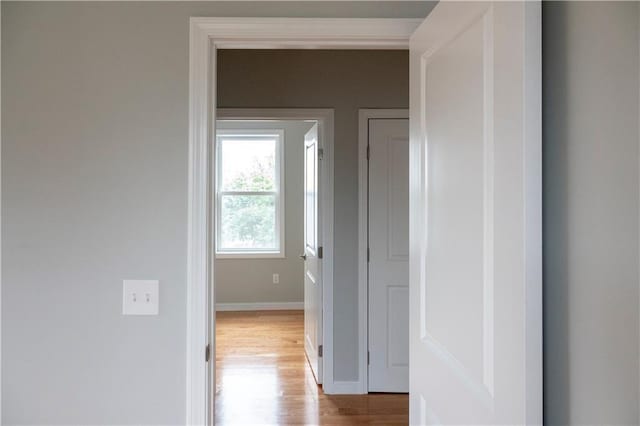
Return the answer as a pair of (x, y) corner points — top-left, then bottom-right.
(214, 129), (285, 259)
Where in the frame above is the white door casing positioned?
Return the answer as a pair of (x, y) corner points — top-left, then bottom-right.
(189, 17), (421, 424)
(409, 2), (541, 425)
(367, 118), (410, 393)
(303, 123), (323, 384)
(187, 19), (420, 420)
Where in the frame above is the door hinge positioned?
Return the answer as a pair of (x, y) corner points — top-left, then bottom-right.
(367, 351), (370, 365)
(318, 344), (323, 357)
(367, 247), (370, 262)
(366, 145), (370, 160)
(205, 344), (211, 362)
(318, 246), (323, 259)
(318, 148), (324, 160)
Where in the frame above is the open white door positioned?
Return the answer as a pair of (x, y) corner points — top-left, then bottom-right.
(409, 2), (541, 424)
(303, 123), (323, 384)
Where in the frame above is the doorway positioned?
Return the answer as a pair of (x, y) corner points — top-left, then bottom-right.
(214, 108), (334, 383)
(212, 111), (337, 424)
(358, 110), (410, 393)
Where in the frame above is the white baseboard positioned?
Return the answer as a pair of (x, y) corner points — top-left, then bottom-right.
(215, 302), (304, 311)
(323, 380), (366, 395)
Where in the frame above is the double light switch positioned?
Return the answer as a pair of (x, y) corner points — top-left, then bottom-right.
(122, 280), (159, 315)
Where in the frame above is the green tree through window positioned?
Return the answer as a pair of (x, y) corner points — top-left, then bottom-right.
(221, 156), (276, 248)
(216, 131), (283, 255)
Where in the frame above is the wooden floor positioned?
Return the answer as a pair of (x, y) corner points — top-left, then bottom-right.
(215, 310), (408, 425)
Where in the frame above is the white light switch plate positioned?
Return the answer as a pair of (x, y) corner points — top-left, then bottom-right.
(122, 280), (159, 315)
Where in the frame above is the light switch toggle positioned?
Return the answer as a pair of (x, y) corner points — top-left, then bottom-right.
(123, 280), (159, 315)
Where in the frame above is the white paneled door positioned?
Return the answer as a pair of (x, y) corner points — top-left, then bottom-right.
(368, 118), (410, 393)
(409, 2), (541, 424)
(303, 123), (323, 384)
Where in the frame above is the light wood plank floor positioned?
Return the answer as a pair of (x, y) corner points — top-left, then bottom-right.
(215, 310), (408, 425)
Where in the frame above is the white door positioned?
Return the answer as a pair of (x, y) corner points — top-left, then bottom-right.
(303, 123), (323, 384)
(409, 2), (541, 424)
(368, 118), (410, 393)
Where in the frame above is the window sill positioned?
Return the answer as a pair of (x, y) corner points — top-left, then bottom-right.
(215, 251), (286, 259)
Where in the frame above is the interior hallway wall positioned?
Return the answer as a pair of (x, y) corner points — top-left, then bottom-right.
(214, 120), (313, 306)
(543, 2), (640, 423)
(1, 2), (433, 424)
(217, 49), (410, 382)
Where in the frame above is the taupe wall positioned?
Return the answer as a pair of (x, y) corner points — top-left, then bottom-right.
(1, 2), (432, 424)
(215, 120), (312, 305)
(543, 2), (640, 424)
(218, 49), (411, 381)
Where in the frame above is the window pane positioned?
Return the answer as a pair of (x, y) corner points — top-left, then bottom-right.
(219, 137), (277, 191)
(220, 194), (277, 250)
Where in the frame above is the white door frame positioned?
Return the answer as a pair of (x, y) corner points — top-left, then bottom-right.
(357, 109), (409, 394)
(187, 18), (421, 425)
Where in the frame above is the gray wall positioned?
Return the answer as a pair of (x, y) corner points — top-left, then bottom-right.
(543, 2), (640, 424)
(1, 2), (432, 424)
(218, 49), (411, 381)
(215, 120), (312, 305)
(11, 1), (640, 425)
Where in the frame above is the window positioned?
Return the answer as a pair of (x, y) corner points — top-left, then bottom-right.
(215, 129), (284, 258)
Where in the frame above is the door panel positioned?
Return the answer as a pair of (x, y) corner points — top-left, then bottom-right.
(368, 118), (410, 393)
(425, 10), (486, 384)
(303, 123), (322, 384)
(409, 2), (541, 424)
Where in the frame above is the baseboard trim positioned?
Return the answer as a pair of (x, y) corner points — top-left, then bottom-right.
(324, 380), (366, 395)
(215, 302), (304, 311)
